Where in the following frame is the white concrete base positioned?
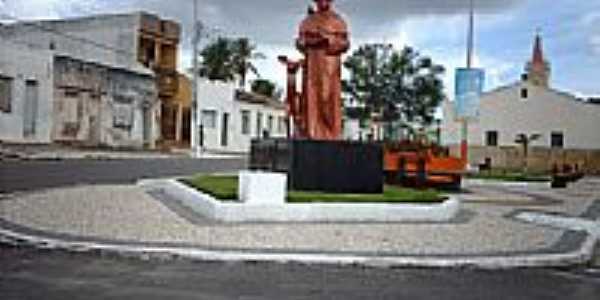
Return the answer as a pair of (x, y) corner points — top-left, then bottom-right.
(238, 171), (286, 205)
(143, 179), (461, 223)
(463, 179), (551, 189)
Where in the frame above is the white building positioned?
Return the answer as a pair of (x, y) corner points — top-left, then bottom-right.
(0, 13), (165, 149)
(0, 40), (54, 144)
(194, 80), (287, 154)
(442, 33), (600, 172)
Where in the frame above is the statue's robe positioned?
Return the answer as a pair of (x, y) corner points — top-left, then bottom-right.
(297, 9), (349, 140)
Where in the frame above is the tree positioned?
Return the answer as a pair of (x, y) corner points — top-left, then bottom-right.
(198, 37), (235, 81)
(197, 37), (265, 86)
(343, 44), (445, 141)
(231, 38), (266, 89)
(515, 133), (542, 174)
(251, 79), (277, 98)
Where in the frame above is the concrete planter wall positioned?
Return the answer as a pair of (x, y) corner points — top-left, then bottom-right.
(463, 179), (551, 188)
(141, 179), (461, 223)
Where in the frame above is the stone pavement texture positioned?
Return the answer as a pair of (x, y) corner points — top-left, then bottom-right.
(1, 178), (599, 259)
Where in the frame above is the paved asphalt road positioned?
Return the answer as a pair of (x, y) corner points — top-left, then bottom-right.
(1, 159), (600, 299)
(0, 158), (247, 193)
(1, 246), (599, 300)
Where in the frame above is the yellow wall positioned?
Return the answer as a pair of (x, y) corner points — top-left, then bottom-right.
(174, 73), (192, 108)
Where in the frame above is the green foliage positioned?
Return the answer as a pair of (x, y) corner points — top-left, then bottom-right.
(231, 37), (266, 88)
(197, 37), (265, 86)
(343, 44), (446, 139)
(198, 37), (235, 81)
(182, 175), (445, 203)
(251, 79), (277, 98)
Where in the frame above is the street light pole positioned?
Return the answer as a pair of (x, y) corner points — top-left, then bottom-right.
(461, 0), (475, 167)
(191, 0), (200, 156)
(467, 0), (474, 69)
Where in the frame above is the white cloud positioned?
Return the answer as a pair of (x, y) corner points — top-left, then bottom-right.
(0, 0), (101, 19)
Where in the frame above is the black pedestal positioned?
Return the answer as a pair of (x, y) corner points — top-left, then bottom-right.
(250, 139), (383, 194)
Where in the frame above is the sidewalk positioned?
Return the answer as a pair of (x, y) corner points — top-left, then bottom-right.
(0, 144), (244, 160)
(0, 179), (599, 268)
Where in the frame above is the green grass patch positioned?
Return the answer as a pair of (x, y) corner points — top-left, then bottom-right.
(181, 175), (445, 203)
(181, 175), (239, 201)
(468, 170), (550, 182)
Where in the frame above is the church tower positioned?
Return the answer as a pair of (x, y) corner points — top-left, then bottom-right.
(525, 31), (551, 87)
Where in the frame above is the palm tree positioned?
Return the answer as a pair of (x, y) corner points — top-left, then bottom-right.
(515, 133), (542, 174)
(198, 37), (235, 81)
(231, 38), (266, 89)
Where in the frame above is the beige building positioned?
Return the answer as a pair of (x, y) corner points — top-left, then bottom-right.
(442, 34), (600, 173)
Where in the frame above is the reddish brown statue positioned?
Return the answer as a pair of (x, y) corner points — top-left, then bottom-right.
(281, 0), (349, 140)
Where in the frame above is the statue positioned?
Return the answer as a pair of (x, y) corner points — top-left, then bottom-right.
(281, 0), (349, 140)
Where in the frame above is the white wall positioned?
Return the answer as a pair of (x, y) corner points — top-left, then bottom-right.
(442, 81), (600, 150)
(0, 14), (148, 74)
(195, 80), (287, 153)
(0, 41), (54, 144)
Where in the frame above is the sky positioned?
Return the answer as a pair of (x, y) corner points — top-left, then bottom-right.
(1, 0), (600, 99)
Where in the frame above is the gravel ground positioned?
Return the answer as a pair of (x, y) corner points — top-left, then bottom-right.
(0, 182), (585, 256)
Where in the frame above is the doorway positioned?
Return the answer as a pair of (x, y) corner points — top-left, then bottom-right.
(221, 113), (229, 147)
(23, 80), (39, 137)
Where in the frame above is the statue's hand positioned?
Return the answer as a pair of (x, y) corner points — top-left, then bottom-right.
(301, 31), (328, 47)
(326, 33), (349, 55)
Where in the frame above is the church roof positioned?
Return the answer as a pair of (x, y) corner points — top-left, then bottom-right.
(531, 32), (545, 68)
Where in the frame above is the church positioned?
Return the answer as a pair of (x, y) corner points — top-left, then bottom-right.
(442, 33), (600, 174)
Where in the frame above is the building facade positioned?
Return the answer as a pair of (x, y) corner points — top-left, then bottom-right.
(162, 73), (192, 148)
(0, 12), (188, 149)
(52, 56), (158, 148)
(442, 33), (600, 173)
(0, 40), (54, 144)
(194, 80), (287, 153)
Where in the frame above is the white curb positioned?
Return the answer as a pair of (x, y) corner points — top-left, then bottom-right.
(463, 179), (551, 188)
(0, 226), (594, 269)
(140, 179), (461, 223)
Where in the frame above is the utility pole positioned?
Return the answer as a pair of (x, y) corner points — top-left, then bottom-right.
(191, 0), (201, 156)
(461, 0), (475, 167)
(467, 0), (474, 69)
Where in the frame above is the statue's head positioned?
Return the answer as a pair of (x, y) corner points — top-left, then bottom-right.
(313, 0), (333, 12)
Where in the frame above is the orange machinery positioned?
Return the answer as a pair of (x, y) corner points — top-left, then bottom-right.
(383, 142), (466, 189)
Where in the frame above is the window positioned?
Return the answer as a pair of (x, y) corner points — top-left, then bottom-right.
(551, 132), (564, 148)
(256, 112), (263, 137)
(268, 115), (274, 133)
(521, 88), (528, 99)
(113, 103), (134, 128)
(486, 131), (498, 147)
(241, 110), (251, 135)
(201, 110), (217, 129)
(0, 76), (13, 113)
